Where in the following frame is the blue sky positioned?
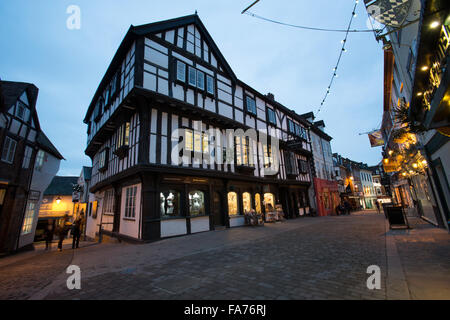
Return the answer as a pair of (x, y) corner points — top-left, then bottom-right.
(0, 0), (384, 176)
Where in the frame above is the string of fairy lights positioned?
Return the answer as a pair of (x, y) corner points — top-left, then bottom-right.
(243, 0), (370, 115)
(317, 1), (360, 114)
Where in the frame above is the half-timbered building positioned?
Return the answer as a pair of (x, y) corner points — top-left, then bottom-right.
(84, 15), (315, 241)
(0, 80), (63, 254)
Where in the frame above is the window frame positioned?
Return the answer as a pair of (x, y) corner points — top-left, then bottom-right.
(267, 108), (276, 125)
(245, 96), (257, 116)
(176, 60), (186, 82)
(124, 185), (137, 219)
(1, 136), (17, 164)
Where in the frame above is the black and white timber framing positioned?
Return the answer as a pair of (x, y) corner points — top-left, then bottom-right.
(84, 14), (317, 241)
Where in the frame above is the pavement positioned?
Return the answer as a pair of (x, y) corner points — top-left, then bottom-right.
(0, 210), (448, 300)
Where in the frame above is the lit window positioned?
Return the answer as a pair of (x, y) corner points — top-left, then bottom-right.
(189, 190), (205, 216)
(194, 132), (202, 152)
(245, 96), (256, 115)
(206, 75), (214, 94)
(117, 122), (130, 150)
(227, 192), (239, 216)
(202, 133), (209, 154)
(21, 201), (36, 235)
(124, 185), (137, 219)
(176, 61), (186, 82)
(263, 144), (272, 168)
(1, 136), (17, 164)
(242, 192), (252, 213)
(264, 193), (275, 212)
(196, 70), (205, 90)
(235, 136), (252, 166)
(255, 193), (262, 214)
(185, 130), (193, 151)
(160, 190), (181, 218)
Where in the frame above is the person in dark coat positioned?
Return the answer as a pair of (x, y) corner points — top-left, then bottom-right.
(344, 200), (351, 215)
(375, 201), (381, 214)
(57, 214), (71, 252)
(72, 211), (85, 249)
(44, 221), (55, 250)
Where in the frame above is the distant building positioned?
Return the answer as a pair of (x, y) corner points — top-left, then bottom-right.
(0, 80), (63, 255)
(35, 176), (78, 241)
(369, 163), (392, 204)
(72, 167), (97, 239)
(302, 113), (339, 216)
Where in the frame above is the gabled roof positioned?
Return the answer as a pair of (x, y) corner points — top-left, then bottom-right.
(84, 14), (237, 123)
(44, 176), (79, 196)
(0, 81), (41, 129)
(37, 131), (65, 160)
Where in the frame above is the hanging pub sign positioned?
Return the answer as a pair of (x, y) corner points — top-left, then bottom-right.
(364, 0), (412, 27)
(368, 129), (384, 147)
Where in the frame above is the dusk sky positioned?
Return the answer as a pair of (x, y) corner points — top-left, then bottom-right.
(0, 0), (385, 176)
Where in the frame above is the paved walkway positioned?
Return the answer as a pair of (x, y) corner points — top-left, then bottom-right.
(0, 211), (448, 300)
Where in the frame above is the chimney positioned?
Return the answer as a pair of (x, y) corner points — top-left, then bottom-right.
(266, 93), (275, 101)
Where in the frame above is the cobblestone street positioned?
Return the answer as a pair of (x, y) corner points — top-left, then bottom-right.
(0, 212), (449, 300)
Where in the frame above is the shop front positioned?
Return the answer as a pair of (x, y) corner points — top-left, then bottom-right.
(313, 178), (339, 216)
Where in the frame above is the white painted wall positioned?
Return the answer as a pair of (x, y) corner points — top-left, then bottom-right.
(161, 219), (187, 237)
(18, 150), (61, 249)
(190, 216), (210, 233)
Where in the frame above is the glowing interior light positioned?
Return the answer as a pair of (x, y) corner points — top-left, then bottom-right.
(430, 21), (440, 28)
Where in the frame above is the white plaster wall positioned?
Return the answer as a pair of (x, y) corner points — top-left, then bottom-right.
(119, 183), (141, 239)
(18, 151), (61, 249)
(229, 215), (245, 227)
(190, 216), (210, 233)
(161, 219), (187, 237)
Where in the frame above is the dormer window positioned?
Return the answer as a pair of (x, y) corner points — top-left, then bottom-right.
(245, 96), (256, 115)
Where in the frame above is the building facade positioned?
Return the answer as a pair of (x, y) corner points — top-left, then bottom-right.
(368, 0), (449, 228)
(0, 80), (62, 254)
(84, 15), (315, 242)
(302, 113), (339, 216)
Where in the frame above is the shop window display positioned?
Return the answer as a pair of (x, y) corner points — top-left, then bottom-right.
(255, 193), (262, 214)
(189, 190), (205, 216)
(228, 192), (239, 216)
(160, 190), (181, 218)
(242, 192), (252, 213)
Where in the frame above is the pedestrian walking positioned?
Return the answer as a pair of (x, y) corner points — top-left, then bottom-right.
(57, 214), (71, 252)
(344, 200), (351, 215)
(375, 201), (381, 214)
(44, 221), (55, 250)
(72, 211), (85, 249)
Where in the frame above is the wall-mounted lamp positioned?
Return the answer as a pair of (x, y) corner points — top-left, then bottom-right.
(56, 196), (61, 204)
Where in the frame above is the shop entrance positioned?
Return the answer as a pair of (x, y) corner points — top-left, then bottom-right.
(213, 191), (225, 227)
